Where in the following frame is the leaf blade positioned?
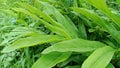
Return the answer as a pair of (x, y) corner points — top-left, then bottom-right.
(82, 46), (115, 68)
(86, 0), (120, 27)
(32, 52), (71, 68)
(42, 38), (106, 54)
(2, 35), (65, 53)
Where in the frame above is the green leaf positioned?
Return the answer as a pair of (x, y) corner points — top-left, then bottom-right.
(78, 21), (87, 39)
(86, 0), (120, 27)
(0, 27), (38, 46)
(2, 35), (65, 53)
(12, 8), (70, 38)
(86, 0), (109, 13)
(72, 7), (116, 32)
(82, 46), (115, 68)
(38, 1), (79, 38)
(72, 7), (120, 44)
(17, 2), (62, 28)
(106, 63), (115, 68)
(42, 38), (105, 54)
(32, 52), (71, 68)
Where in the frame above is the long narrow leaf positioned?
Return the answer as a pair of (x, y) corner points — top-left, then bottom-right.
(17, 2), (62, 28)
(72, 7), (120, 44)
(86, 0), (120, 27)
(32, 52), (71, 68)
(42, 38), (105, 54)
(2, 35), (65, 53)
(82, 46), (115, 68)
(39, 1), (79, 38)
(12, 8), (70, 38)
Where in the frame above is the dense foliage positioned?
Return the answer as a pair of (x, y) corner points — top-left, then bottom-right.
(0, 0), (120, 68)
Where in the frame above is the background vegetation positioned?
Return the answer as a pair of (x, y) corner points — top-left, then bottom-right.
(0, 0), (120, 68)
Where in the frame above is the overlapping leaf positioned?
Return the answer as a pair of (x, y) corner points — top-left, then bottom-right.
(86, 0), (120, 27)
(72, 7), (120, 44)
(38, 1), (79, 38)
(2, 34), (65, 53)
(82, 46), (115, 68)
(42, 38), (105, 54)
(32, 52), (71, 68)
